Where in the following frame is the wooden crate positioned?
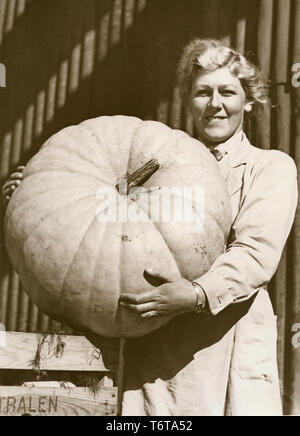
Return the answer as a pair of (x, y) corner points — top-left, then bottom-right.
(0, 332), (120, 416)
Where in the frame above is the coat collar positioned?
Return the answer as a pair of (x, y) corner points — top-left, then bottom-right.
(209, 131), (251, 168)
(209, 131), (252, 198)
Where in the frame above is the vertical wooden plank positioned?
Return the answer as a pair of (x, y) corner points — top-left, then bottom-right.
(17, 290), (30, 332)
(0, 258), (10, 327)
(270, 252), (288, 402)
(123, 0), (135, 32)
(286, 0), (300, 416)
(0, 0), (37, 334)
(91, 0), (122, 116)
(0, 131), (13, 329)
(7, 122), (24, 333)
(117, 338), (126, 416)
(22, 104), (35, 155)
(273, 0), (291, 152)
(155, 4), (170, 126)
(4, 0), (16, 34)
(219, 0), (234, 47)
(95, 0), (111, 64)
(16, 0), (26, 17)
(6, 270), (19, 331)
(28, 304), (39, 333)
(110, 0), (123, 47)
(0, 0), (8, 45)
(235, 0), (247, 53)
(204, 0), (220, 39)
(271, 0), (292, 410)
(255, 0), (273, 149)
(169, 85), (182, 130)
(133, 0), (153, 121)
(68, 0), (96, 121)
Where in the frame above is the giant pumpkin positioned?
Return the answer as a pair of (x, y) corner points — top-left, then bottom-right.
(4, 116), (231, 337)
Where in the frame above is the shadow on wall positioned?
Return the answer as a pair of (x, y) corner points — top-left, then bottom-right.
(0, 0), (259, 186)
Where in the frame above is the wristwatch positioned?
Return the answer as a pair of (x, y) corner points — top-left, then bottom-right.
(192, 281), (206, 313)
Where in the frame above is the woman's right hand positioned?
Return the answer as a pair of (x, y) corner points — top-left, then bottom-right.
(1, 166), (25, 206)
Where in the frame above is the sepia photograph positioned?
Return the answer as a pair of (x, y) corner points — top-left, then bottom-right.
(0, 0), (299, 421)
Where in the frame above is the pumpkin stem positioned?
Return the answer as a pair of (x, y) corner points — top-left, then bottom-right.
(116, 159), (160, 195)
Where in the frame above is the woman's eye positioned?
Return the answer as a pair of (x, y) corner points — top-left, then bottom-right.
(221, 90), (236, 96)
(195, 90), (210, 97)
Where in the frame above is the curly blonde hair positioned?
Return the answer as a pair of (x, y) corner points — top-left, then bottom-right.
(177, 38), (267, 106)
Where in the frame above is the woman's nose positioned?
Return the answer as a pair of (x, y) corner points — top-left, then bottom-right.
(210, 92), (222, 109)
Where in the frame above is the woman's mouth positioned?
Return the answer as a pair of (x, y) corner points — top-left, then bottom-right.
(206, 116), (228, 121)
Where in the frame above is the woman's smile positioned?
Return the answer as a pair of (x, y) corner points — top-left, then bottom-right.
(205, 115), (228, 122)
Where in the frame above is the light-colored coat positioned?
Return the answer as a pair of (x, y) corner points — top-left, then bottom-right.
(122, 132), (298, 416)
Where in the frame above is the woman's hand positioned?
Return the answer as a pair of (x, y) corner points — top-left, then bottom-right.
(1, 166), (25, 206)
(119, 268), (198, 319)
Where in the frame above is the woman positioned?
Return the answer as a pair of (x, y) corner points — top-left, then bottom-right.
(2, 39), (298, 416)
(118, 39), (298, 416)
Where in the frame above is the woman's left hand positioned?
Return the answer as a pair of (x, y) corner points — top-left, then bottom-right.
(119, 268), (197, 319)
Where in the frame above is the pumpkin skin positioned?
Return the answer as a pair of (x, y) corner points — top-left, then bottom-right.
(4, 116), (231, 338)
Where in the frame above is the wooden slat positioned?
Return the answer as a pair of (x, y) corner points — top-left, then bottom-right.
(0, 332), (118, 371)
(16, 285), (30, 332)
(270, 252), (288, 399)
(6, 271), (19, 331)
(287, 0), (300, 416)
(235, 0), (247, 52)
(273, 0), (291, 152)
(116, 338), (125, 416)
(257, 0), (273, 78)
(0, 0), (8, 45)
(0, 386), (117, 416)
(271, 0), (292, 411)
(255, 0), (273, 149)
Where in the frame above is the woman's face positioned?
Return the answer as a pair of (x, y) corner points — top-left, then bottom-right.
(189, 67), (248, 146)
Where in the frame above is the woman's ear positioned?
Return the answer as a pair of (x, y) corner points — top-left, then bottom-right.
(244, 101), (253, 113)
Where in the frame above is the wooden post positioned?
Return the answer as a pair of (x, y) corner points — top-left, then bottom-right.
(271, 0), (292, 408)
(235, 0), (247, 53)
(17, 288), (30, 332)
(274, 0), (291, 152)
(116, 337), (126, 416)
(287, 0), (300, 416)
(255, 0), (273, 150)
(7, 271), (19, 331)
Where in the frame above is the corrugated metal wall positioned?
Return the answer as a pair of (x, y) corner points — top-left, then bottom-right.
(0, 0), (299, 415)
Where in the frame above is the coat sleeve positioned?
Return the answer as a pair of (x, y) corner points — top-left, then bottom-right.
(194, 150), (298, 315)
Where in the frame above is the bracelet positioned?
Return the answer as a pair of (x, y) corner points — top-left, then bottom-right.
(192, 281), (206, 313)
